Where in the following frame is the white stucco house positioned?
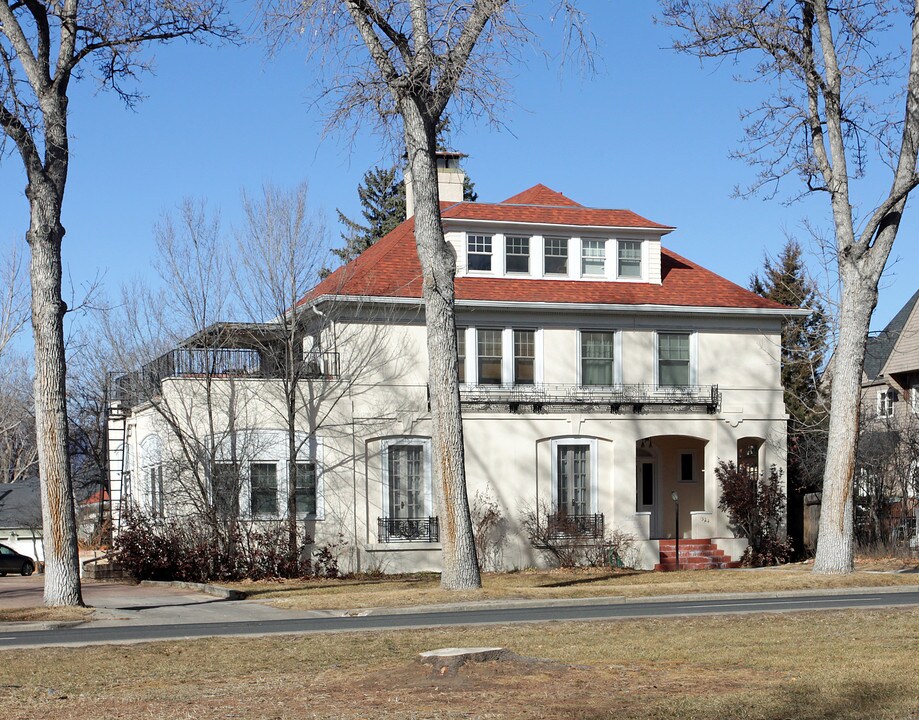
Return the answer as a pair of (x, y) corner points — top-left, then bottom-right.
(106, 157), (801, 572)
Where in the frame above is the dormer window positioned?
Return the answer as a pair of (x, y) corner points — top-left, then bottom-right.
(468, 234), (492, 271)
(545, 237), (569, 275)
(618, 241), (642, 278)
(581, 240), (605, 276)
(506, 236), (530, 273)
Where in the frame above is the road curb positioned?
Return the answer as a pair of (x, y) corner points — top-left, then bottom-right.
(139, 580), (246, 600)
(0, 620), (86, 631)
(344, 584), (919, 618)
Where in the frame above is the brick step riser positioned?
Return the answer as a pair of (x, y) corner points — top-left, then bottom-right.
(659, 548), (724, 558)
(654, 562), (742, 571)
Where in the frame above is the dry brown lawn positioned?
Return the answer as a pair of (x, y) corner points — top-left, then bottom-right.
(0, 607), (92, 623)
(227, 564), (918, 612)
(0, 607), (917, 719)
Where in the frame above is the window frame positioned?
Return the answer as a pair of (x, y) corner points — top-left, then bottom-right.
(543, 237), (569, 276)
(456, 327), (466, 385)
(476, 327), (504, 385)
(513, 328), (536, 386)
(550, 437), (599, 516)
(655, 331), (696, 388)
(580, 238), (606, 277)
(293, 461), (319, 517)
(505, 235), (531, 275)
(617, 239), (643, 279)
(380, 438), (434, 522)
(678, 450), (698, 483)
(249, 461), (280, 518)
(877, 388), (896, 418)
(467, 233), (493, 273)
(578, 329), (620, 387)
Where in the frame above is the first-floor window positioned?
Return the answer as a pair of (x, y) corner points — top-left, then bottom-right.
(250, 462), (278, 516)
(679, 452), (696, 483)
(581, 331), (615, 386)
(658, 332), (691, 386)
(557, 444), (591, 516)
(387, 444), (425, 518)
(478, 329), (503, 385)
(149, 465), (164, 519)
(295, 462), (317, 516)
(212, 463), (239, 521)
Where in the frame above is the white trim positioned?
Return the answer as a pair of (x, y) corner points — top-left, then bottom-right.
(534, 328), (545, 384)
(550, 437), (599, 514)
(310, 294), (811, 317)
(502, 327), (514, 384)
(380, 438), (434, 518)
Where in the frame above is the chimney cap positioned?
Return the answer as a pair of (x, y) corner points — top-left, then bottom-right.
(435, 150), (467, 159)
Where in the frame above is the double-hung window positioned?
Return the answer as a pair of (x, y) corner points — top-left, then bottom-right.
(618, 240), (642, 278)
(514, 329), (535, 385)
(581, 331), (615, 386)
(506, 236), (530, 273)
(294, 462), (318, 516)
(658, 333), (691, 387)
(467, 234), (492, 271)
(250, 462), (278, 516)
(477, 329), (503, 385)
(456, 329), (466, 384)
(581, 239), (605, 276)
(544, 238), (569, 275)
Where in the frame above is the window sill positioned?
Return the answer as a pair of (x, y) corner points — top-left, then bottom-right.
(365, 542), (442, 552)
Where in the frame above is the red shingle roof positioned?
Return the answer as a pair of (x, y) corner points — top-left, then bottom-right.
(304, 186), (786, 312)
(501, 184), (582, 207)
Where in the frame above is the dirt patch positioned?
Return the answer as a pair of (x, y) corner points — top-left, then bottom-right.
(0, 606), (92, 623)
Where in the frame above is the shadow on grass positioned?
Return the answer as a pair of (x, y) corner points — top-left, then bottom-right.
(539, 571), (643, 589)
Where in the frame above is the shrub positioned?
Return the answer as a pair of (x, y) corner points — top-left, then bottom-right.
(716, 460), (793, 566)
(114, 509), (340, 582)
(470, 489), (507, 572)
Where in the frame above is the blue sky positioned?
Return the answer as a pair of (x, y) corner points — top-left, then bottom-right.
(1, 3), (917, 345)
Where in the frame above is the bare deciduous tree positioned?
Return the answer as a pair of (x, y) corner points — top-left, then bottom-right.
(0, 1), (233, 605)
(660, 0), (919, 573)
(264, 0), (590, 590)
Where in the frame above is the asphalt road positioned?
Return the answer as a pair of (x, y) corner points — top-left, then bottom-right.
(1, 589), (917, 649)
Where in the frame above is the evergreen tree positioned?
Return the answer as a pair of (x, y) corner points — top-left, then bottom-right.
(750, 239), (829, 554)
(332, 166), (407, 269)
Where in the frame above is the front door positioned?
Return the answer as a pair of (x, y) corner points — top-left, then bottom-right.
(637, 459), (661, 537)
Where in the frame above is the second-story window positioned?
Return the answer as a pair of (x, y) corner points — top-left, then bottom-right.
(506, 236), (530, 273)
(514, 329), (535, 385)
(468, 234), (492, 271)
(545, 237), (569, 275)
(477, 329), (503, 385)
(877, 389), (897, 418)
(658, 333), (691, 386)
(618, 240), (642, 278)
(456, 329), (466, 384)
(581, 240), (605, 276)
(581, 331), (614, 386)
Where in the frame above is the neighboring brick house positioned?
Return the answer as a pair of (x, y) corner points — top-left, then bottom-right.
(107, 157), (802, 572)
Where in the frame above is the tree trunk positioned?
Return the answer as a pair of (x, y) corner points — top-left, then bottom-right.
(812, 262), (877, 573)
(287, 377), (299, 560)
(27, 177), (83, 606)
(402, 102), (481, 590)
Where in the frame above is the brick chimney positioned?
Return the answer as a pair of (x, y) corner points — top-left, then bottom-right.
(405, 151), (466, 218)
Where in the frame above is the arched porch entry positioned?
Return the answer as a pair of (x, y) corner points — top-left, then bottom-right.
(635, 435), (708, 540)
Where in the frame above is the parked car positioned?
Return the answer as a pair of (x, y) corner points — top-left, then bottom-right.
(0, 543), (35, 576)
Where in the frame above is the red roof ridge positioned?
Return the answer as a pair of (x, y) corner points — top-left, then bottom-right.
(501, 184), (583, 207)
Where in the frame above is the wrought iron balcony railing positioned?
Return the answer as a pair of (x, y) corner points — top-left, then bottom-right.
(377, 516), (440, 543)
(546, 513), (605, 540)
(459, 383), (719, 413)
(108, 348), (340, 408)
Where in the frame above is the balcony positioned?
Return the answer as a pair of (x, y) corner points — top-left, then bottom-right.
(459, 383), (720, 414)
(109, 347), (340, 407)
(377, 516), (440, 543)
(546, 513), (605, 540)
